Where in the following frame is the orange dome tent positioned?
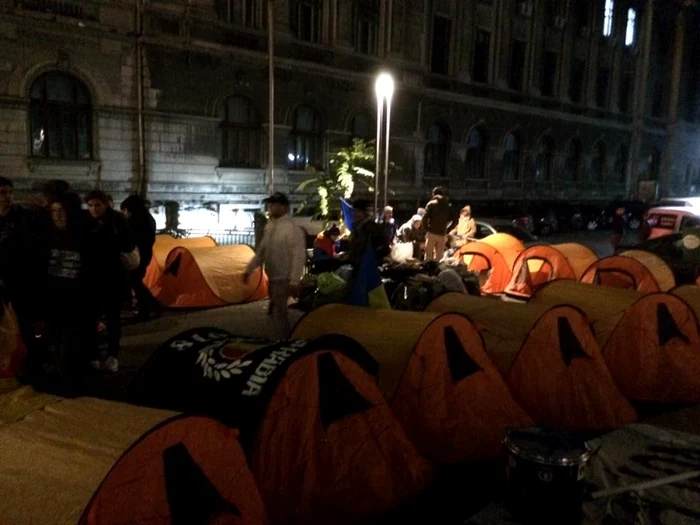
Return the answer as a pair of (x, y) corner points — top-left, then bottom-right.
(0, 301), (25, 380)
(506, 243), (598, 298)
(291, 306), (533, 463)
(456, 233), (524, 294)
(672, 284), (700, 319)
(155, 245), (268, 308)
(481, 233), (525, 269)
(427, 293), (636, 431)
(621, 249), (676, 291)
(144, 234), (217, 293)
(533, 281), (700, 403)
(0, 396), (267, 525)
(580, 255), (661, 292)
(130, 328), (432, 525)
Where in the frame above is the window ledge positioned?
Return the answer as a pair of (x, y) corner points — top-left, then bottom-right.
(27, 157), (99, 167)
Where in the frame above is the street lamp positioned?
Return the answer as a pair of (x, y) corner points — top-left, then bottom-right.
(375, 72), (394, 215)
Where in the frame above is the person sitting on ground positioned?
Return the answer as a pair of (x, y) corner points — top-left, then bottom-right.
(381, 206), (397, 245)
(312, 225), (344, 273)
(449, 205), (477, 249)
(399, 215), (425, 260)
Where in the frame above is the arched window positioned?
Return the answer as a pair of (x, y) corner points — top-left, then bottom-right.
(565, 139), (581, 181)
(290, 0), (321, 43)
(288, 105), (324, 170)
(465, 127), (488, 179)
(424, 122), (450, 178)
(218, 96), (261, 168)
(591, 142), (606, 182)
(613, 144), (628, 183)
(502, 132), (520, 181)
(535, 136), (553, 182)
(29, 72), (92, 159)
(350, 111), (375, 141)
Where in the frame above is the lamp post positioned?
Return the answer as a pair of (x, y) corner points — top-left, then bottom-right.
(374, 72), (394, 215)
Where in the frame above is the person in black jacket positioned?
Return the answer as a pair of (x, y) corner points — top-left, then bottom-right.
(43, 192), (94, 385)
(611, 207), (625, 255)
(0, 177), (49, 374)
(347, 199), (390, 267)
(423, 187), (453, 261)
(85, 190), (136, 373)
(121, 195), (158, 321)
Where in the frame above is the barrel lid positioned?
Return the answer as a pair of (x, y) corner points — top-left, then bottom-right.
(504, 428), (594, 466)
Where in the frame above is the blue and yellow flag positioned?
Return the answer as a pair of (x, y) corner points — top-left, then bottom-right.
(347, 242), (391, 309)
(340, 198), (354, 232)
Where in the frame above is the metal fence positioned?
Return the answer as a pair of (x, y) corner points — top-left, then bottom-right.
(184, 229), (256, 248)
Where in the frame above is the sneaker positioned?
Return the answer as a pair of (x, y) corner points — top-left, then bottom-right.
(89, 360), (101, 371)
(104, 356), (119, 373)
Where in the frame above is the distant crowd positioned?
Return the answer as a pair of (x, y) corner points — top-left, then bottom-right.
(0, 177), (157, 388)
(312, 186), (476, 268)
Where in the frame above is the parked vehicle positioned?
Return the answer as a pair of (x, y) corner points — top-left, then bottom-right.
(472, 203), (534, 233)
(624, 229), (700, 284)
(475, 219), (539, 245)
(586, 207), (614, 231)
(647, 207), (700, 239)
(527, 204), (560, 236)
(551, 204), (585, 232)
(655, 197), (700, 208)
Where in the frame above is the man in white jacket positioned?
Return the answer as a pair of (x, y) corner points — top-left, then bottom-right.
(244, 192), (306, 339)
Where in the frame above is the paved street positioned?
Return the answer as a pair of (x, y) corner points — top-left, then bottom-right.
(101, 229), (633, 400)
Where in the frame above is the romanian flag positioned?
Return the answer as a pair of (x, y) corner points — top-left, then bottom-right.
(340, 198), (355, 232)
(347, 241), (391, 309)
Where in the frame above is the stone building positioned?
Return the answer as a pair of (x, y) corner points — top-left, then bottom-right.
(0, 0), (698, 225)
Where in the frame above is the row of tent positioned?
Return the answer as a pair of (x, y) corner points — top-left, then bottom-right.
(1, 280), (700, 524)
(456, 233), (685, 297)
(144, 234), (268, 308)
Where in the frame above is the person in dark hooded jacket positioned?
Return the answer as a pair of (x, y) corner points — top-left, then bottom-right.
(121, 195), (158, 321)
(423, 186), (453, 261)
(43, 192), (94, 382)
(85, 190), (135, 373)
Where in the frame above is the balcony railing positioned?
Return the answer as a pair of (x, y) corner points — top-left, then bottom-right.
(17, 0), (98, 21)
(184, 229), (256, 248)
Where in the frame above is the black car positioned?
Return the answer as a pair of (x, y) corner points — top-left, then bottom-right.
(471, 203), (534, 233)
(626, 230), (700, 285)
(475, 219), (539, 246)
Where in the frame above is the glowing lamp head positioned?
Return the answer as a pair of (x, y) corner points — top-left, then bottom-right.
(375, 73), (395, 102)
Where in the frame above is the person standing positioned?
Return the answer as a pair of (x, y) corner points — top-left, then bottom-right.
(244, 192), (306, 340)
(423, 187), (453, 261)
(85, 190), (136, 373)
(347, 199), (390, 267)
(43, 192), (94, 385)
(611, 207), (625, 255)
(380, 206), (397, 245)
(120, 195), (158, 321)
(638, 211), (652, 244)
(0, 177), (48, 371)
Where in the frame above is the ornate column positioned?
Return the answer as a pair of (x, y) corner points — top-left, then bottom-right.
(659, 4), (688, 197)
(626, 0), (654, 197)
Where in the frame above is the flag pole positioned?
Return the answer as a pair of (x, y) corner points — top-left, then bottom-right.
(268, 0), (275, 195)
